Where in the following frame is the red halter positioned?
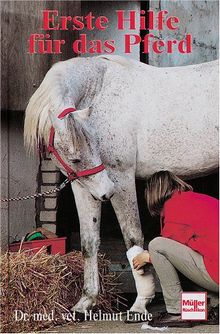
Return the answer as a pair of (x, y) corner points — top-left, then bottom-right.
(48, 108), (105, 181)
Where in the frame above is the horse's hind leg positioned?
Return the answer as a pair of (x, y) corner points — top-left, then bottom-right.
(110, 170), (155, 313)
(70, 181), (101, 317)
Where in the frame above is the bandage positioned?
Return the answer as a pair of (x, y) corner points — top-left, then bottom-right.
(127, 245), (155, 314)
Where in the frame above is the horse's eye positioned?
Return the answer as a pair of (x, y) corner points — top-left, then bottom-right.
(71, 159), (81, 163)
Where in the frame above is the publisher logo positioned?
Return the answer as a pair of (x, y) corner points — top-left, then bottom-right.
(181, 292), (207, 320)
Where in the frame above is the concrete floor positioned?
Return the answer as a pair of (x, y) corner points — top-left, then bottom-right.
(43, 321), (219, 333)
(42, 295), (219, 333)
(42, 303), (219, 334)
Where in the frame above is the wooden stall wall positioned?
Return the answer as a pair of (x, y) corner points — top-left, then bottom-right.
(1, 1), (80, 250)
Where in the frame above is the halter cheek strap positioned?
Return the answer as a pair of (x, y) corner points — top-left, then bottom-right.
(48, 108), (105, 181)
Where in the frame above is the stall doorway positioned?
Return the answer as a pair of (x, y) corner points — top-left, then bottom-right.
(56, 172), (218, 261)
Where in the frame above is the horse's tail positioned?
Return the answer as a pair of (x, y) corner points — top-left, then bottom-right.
(24, 61), (74, 153)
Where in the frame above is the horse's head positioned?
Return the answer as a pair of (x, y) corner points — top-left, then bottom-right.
(49, 107), (115, 201)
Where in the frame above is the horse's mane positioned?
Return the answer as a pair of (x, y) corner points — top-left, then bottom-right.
(98, 55), (132, 68)
(24, 62), (69, 153)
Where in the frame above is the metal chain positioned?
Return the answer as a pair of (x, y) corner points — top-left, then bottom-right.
(0, 178), (71, 203)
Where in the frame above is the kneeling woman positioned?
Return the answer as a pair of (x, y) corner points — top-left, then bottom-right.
(133, 171), (219, 327)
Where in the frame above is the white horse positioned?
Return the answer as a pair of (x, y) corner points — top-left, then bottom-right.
(24, 55), (218, 317)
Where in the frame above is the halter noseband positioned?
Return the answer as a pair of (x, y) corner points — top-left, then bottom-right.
(48, 108), (105, 181)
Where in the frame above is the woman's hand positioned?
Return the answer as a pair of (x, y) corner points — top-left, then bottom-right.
(133, 251), (151, 270)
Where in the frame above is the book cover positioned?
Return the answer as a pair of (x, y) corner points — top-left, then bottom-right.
(1, 1), (219, 333)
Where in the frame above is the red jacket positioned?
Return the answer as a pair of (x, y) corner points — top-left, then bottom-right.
(161, 191), (219, 284)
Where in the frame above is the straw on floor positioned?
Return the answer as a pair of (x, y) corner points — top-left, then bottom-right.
(0, 247), (126, 333)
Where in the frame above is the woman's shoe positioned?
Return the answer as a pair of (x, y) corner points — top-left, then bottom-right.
(149, 311), (192, 328)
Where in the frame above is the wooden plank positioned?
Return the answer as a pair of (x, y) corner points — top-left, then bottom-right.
(0, 112), (9, 252)
(48, 0), (81, 63)
(8, 111), (39, 241)
(1, 1), (81, 110)
(0, 0), (80, 249)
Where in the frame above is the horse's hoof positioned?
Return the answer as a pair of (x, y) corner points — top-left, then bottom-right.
(75, 311), (85, 322)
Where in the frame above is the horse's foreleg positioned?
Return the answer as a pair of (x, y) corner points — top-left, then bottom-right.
(110, 171), (143, 248)
(110, 171), (155, 313)
(70, 181), (101, 316)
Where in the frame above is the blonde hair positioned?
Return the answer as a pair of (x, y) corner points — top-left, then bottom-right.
(145, 171), (193, 216)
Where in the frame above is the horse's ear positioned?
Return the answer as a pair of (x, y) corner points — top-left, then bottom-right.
(72, 107), (91, 121)
(48, 109), (67, 132)
(48, 110), (74, 134)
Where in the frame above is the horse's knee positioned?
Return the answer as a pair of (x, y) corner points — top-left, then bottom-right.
(148, 237), (164, 254)
(81, 237), (100, 257)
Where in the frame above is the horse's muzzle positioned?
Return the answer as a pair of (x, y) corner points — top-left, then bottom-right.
(101, 193), (114, 201)
(92, 193), (114, 202)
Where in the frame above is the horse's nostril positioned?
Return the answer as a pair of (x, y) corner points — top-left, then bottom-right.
(109, 193), (114, 199)
(102, 195), (108, 201)
(101, 193), (114, 201)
